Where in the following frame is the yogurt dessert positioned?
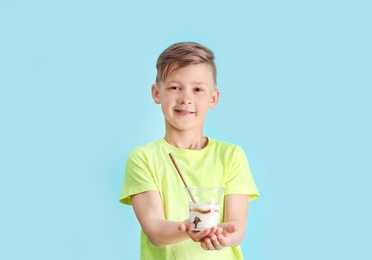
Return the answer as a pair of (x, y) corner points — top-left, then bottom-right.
(189, 202), (220, 231)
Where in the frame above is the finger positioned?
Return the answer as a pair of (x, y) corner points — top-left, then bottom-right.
(200, 240), (208, 250)
(210, 234), (223, 250)
(197, 228), (210, 238)
(207, 226), (218, 236)
(189, 228), (210, 242)
(215, 227), (223, 235)
(202, 237), (215, 251)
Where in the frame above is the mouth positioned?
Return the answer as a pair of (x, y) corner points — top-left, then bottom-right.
(175, 109), (195, 116)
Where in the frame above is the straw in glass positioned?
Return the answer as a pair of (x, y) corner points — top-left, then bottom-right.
(168, 153), (197, 203)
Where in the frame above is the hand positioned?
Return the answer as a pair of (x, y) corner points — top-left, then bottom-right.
(178, 220), (218, 243)
(200, 223), (236, 251)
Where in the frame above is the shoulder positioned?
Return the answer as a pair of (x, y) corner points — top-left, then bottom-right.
(209, 138), (245, 155)
(130, 139), (164, 153)
(126, 139), (166, 161)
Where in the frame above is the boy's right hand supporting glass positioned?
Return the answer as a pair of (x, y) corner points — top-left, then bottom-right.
(178, 220), (219, 243)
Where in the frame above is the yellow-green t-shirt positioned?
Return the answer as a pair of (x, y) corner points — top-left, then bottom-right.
(120, 138), (260, 259)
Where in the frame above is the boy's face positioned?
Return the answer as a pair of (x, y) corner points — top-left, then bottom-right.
(152, 63), (219, 133)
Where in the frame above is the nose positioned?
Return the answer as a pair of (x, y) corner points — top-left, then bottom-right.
(177, 95), (192, 105)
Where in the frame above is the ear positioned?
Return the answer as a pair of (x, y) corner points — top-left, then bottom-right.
(208, 89), (220, 108)
(151, 84), (161, 104)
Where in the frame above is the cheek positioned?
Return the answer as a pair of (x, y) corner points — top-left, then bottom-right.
(195, 103), (209, 114)
(198, 96), (212, 108)
(161, 99), (174, 112)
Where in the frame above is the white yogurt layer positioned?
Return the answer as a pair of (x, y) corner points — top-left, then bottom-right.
(189, 202), (220, 231)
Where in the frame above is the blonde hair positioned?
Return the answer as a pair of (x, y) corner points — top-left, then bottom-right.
(155, 42), (217, 84)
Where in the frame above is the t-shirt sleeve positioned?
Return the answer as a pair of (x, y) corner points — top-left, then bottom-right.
(119, 148), (158, 205)
(225, 145), (260, 201)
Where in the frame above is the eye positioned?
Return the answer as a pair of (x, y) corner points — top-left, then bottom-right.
(169, 86), (181, 91)
(194, 87), (204, 92)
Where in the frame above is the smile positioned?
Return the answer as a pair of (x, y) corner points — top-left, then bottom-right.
(175, 109), (195, 116)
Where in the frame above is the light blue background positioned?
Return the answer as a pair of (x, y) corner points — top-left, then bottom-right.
(1, 0), (371, 259)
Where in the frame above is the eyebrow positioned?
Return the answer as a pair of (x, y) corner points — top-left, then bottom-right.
(166, 80), (182, 85)
(166, 80), (208, 86)
(191, 81), (208, 86)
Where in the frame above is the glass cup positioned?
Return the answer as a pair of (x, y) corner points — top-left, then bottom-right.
(185, 186), (225, 231)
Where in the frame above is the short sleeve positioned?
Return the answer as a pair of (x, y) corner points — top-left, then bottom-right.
(225, 145), (260, 201)
(119, 148), (158, 205)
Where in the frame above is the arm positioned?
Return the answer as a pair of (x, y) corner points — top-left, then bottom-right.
(131, 190), (187, 246)
(131, 190), (212, 246)
(201, 194), (249, 250)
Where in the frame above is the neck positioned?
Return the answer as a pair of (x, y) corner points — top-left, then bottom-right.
(164, 131), (208, 150)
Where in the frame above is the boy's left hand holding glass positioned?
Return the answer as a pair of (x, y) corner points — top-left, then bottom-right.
(178, 221), (237, 251)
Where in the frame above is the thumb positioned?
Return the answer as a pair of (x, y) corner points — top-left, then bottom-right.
(178, 223), (186, 231)
(226, 224), (236, 234)
(178, 219), (190, 231)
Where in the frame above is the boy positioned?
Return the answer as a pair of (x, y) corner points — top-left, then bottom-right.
(120, 42), (259, 259)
